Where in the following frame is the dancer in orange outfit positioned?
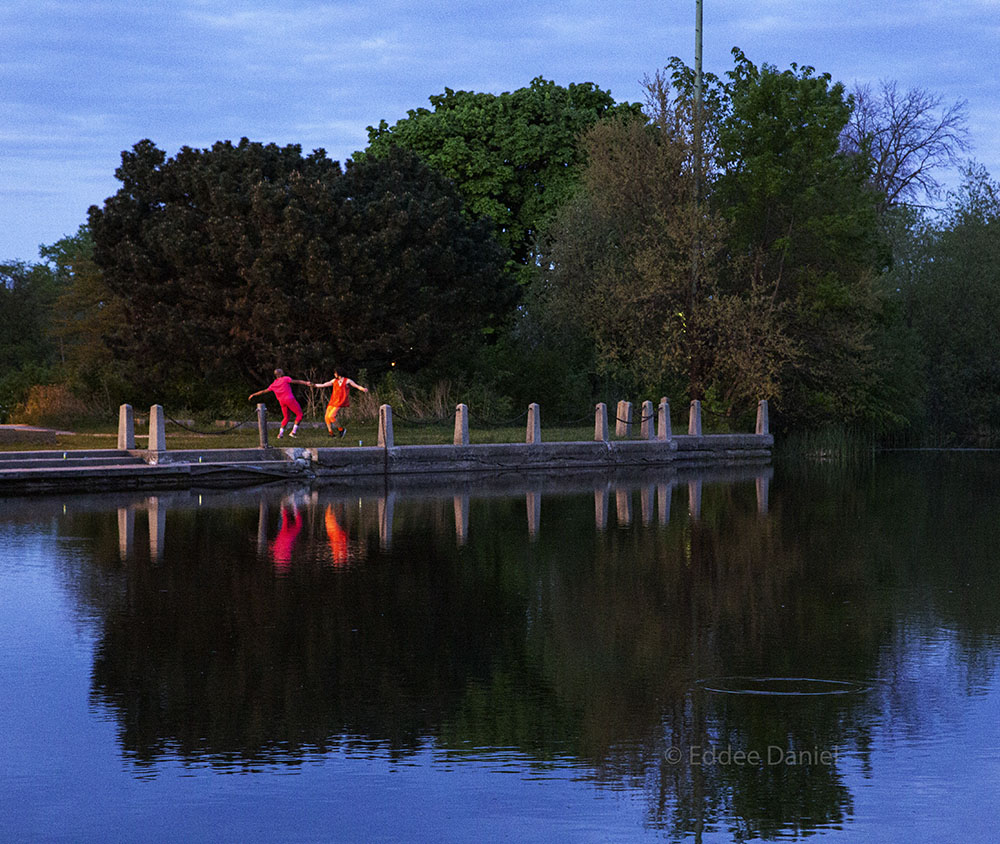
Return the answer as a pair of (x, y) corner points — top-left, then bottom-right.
(311, 371), (368, 437)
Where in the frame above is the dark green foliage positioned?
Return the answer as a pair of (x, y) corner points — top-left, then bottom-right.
(714, 50), (894, 431)
(362, 77), (643, 284)
(88, 139), (508, 407)
(908, 165), (1000, 444)
(40, 226), (131, 413)
(0, 260), (59, 372)
(0, 260), (60, 419)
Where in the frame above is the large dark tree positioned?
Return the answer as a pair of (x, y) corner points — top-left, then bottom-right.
(89, 139), (508, 406)
(362, 77), (642, 284)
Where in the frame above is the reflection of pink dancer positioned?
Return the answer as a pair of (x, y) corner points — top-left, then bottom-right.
(269, 500), (303, 573)
(249, 368), (311, 439)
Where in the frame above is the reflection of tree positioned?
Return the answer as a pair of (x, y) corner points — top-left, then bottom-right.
(509, 484), (873, 837)
(71, 457), (1000, 835)
(90, 492), (527, 765)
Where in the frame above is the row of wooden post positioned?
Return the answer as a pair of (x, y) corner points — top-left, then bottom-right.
(116, 399), (770, 451)
(375, 398), (769, 449)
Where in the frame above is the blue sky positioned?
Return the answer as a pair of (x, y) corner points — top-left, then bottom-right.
(2, 0), (998, 263)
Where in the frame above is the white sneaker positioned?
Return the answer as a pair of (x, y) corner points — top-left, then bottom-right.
(277, 429), (284, 439)
(288, 431), (297, 438)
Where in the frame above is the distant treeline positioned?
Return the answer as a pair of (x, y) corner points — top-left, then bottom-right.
(2, 51), (998, 445)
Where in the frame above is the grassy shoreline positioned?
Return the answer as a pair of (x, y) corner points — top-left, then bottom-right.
(0, 420), (612, 451)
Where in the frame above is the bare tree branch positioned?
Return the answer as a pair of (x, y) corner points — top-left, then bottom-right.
(842, 80), (971, 213)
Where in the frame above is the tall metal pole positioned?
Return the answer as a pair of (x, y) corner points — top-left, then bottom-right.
(691, 0), (703, 300)
(694, 0), (703, 196)
(689, 0), (704, 401)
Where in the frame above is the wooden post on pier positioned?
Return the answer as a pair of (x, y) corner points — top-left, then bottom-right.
(688, 400), (702, 436)
(378, 404), (394, 448)
(527, 403), (541, 444)
(117, 404), (135, 450)
(595, 402), (609, 442)
(756, 399), (770, 435)
(640, 400), (655, 440)
(658, 397), (672, 441)
(454, 403), (469, 445)
(256, 403), (268, 448)
(148, 405), (166, 453)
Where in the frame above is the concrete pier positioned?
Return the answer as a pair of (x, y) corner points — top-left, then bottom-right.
(0, 398), (773, 496)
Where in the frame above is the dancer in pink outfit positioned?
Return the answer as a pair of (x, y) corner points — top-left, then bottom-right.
(249, 368), (311, 438)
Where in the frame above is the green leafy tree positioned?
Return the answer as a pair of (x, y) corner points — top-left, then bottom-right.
(0, 259), (60, 420)
(42, 226), (130, 412)
(362, 77), (642, 285)
(0, 259), (58, 371)
(88, 139), (508, 407)
(714, 50), (897, 430)
(536, 101), (793, 415)
(908, 164), (1000, 444)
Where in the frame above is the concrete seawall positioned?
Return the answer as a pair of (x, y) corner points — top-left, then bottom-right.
(310, 434), (773, 477)
(0, 433), (772, 496)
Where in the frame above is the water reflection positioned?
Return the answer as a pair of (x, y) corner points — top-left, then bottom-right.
(5, 455), (1000, 841)
(94, 465), (774, 558)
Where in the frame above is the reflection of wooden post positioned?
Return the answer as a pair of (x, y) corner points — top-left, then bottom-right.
(257, 498), (269, 554)
(688, 479), (702, 520)
(641, 485), (654, 526)
(688, 400), (702, 436)
(378, 404), (394, 447)
(454, 494), (469, 546)
(257, 403), (268, 448)
(756, 399), (770, 435)
(117, 404), (135, 450)
(640, 401), (654, 440)
(454, 404), (469, 445)
(616, 488), (632, 526)
(595, 485), (609, 531)
(594, 403), (608, 442)
(658, 398), (672, 441)
(657, 482), (673, 525)
(149, 404), (166, 454)
(117, 506), (134, 560)
(378, 492), (394, 550)
(526, 403), (541, 444)
(756, 473), (770, 515)
(526, 490), (540, 539)
(148, 496), (166, 561)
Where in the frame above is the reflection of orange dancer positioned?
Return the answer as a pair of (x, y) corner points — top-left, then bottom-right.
(324, 504), (351, 567)
(270, 500), (303, 573)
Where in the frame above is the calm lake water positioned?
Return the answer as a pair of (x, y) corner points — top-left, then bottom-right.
(1, 454), (998, 842)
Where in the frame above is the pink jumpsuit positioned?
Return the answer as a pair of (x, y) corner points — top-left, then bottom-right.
(267, 375), (303, 427)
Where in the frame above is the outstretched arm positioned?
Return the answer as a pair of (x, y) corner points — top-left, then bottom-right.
(346, 379), (368, 392)
(289, 378), (312, 386)
(312, 379), (335, 389)
(248, 388), (267, 400)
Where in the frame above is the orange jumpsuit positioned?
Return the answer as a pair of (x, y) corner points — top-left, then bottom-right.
(324, 377), (350, 428)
